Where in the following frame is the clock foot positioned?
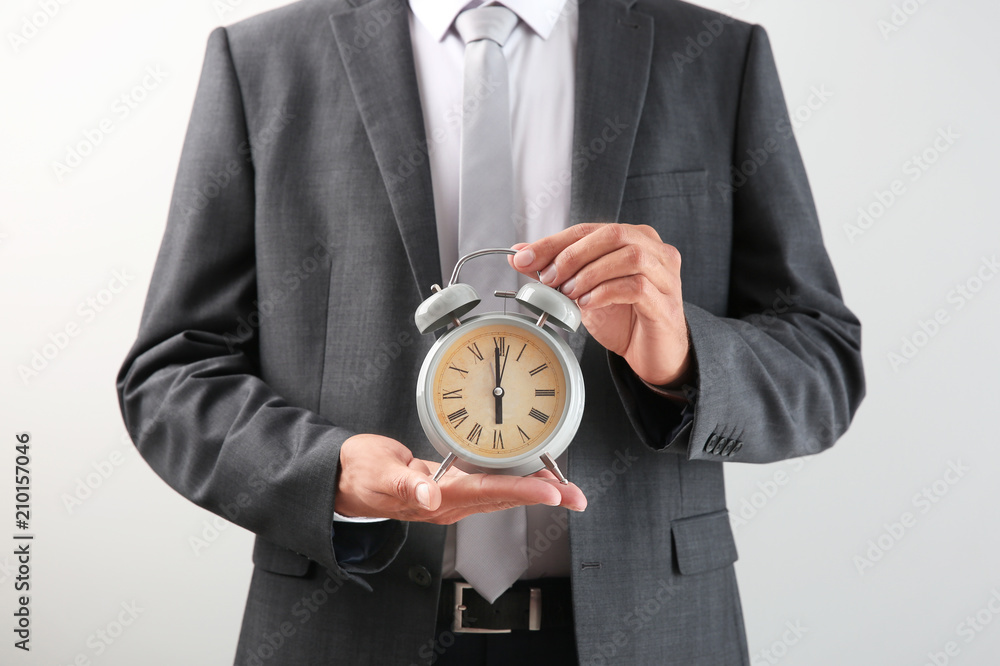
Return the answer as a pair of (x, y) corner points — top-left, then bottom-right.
(540, 453), (568, 485)
(432, 453), (458, 483)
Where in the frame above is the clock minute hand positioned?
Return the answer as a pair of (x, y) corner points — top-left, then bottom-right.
(498, 343), (508, 386)
(494, 347), (503, 425)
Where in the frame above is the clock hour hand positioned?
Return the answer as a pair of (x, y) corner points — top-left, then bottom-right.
(493, 347), (504, 425)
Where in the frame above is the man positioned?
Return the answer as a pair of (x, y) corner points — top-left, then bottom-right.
(117, 0), (865, 663)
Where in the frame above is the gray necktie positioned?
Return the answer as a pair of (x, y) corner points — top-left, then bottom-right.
(452, 5), (528, 604)
(456, 5), (518, 266)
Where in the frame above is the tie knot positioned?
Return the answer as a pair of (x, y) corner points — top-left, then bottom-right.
(455, 5), (519, 47)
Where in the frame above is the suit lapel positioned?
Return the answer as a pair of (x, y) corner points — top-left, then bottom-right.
(567, 0), (653, 360)
(329, 0), (441, 297)
(571, 0), (653, 226)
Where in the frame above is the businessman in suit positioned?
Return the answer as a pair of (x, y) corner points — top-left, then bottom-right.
(117, 0), (864, 663)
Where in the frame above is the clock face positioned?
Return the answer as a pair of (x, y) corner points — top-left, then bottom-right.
(430, 321), (567, 459)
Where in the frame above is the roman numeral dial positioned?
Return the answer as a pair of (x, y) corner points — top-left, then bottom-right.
(432, 322), (566, 458)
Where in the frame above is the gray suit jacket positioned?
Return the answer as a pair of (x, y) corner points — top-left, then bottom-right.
(117, 0), (864, 663)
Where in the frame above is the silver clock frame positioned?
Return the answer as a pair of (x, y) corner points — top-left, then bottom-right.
(415, 312), (585, 479)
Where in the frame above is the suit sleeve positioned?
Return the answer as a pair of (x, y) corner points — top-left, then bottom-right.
(615, 24), (865, 463)
(116, 27), (405, 583)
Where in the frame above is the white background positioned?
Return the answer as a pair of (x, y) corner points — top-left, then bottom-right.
(1, 0), (998, 664)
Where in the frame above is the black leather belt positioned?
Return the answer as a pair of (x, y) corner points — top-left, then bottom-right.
(438, 578), (573, 633)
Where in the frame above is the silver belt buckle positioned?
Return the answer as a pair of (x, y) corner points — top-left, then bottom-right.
(452, 582), (542, 633)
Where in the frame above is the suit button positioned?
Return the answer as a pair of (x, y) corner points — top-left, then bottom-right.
(408, 565), (432, 588)
(704, 434), (718, 452)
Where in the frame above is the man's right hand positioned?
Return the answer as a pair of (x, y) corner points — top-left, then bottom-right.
(335, 434), (587, 524)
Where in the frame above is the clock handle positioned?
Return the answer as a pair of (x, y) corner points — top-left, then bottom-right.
(448, 248), (542, 287)
(416, 249), (547, 335)
(446, 248), (580, 332)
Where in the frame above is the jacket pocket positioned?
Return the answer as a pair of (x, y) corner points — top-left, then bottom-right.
(622, 169), (708, 202)
(252, 536), (312, 577)
(671, 509), (739, 575)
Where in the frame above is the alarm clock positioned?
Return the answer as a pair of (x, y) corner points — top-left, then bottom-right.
(414, 249), (585, 484)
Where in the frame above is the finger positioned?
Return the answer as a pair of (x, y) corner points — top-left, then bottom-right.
(552, 225), (672, 290)
(516, 224), (671, 291)
(510, 224), (605, 276)
(506, 242), (530, 270)
(441, 476), (588, 518)
(578, 274), (674, 322)
(558, 243), (677, 301)
(426, 501), (528, 525)
(410, 464), (587, 518)
(441, 472), (563, 511)
(528, 468), (557, 481)
(530, 476), (589, 511)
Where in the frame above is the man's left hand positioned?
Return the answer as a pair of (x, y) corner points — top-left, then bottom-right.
(510, 223), (691, 387)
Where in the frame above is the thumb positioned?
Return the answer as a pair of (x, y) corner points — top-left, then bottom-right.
(507, 243), (532, 274)
(397, 465), (441, 512)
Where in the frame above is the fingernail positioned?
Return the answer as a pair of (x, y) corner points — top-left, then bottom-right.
(578, 291), (591, 306)
(415, 483), (430, 509)
(513, 248), (535, 268)
(539, 264), (557, 285)
(560, 277), (576, 296)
